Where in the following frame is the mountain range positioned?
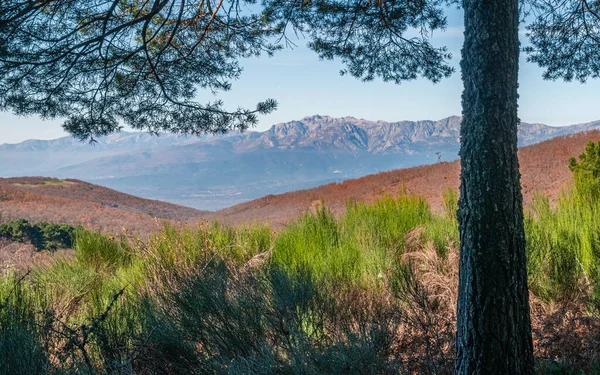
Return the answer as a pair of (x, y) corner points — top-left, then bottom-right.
(2, 115), (600, 210)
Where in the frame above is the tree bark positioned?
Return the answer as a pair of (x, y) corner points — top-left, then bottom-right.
(455, 0), (534, 374)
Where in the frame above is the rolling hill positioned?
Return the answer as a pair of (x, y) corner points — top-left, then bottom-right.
(0, 177), (208, 234)
(2, 129), (599, 232)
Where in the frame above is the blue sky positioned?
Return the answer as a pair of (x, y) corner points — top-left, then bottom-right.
(1, 8), (599, 144)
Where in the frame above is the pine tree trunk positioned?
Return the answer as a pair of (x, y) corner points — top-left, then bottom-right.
(455, 0), (535, 373)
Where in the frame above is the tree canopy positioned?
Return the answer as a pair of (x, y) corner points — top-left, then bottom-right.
(527, 0), (600, 82)
(0, 0), (454, 140)
(0, 219), (80, 250)
(569, 140), (600, 177)
(568, 140), (600, 200)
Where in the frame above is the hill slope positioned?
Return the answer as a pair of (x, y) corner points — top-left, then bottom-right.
(208, 130), (600, 227)
(0, 177), (208, 234)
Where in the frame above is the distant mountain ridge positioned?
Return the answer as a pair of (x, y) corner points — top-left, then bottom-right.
(4, 115), (598, 153)
(234, 116), (463, 153)
(0, 131), (239, 151)
(237, 115), (600, 152)
(2, 115), (600, 210)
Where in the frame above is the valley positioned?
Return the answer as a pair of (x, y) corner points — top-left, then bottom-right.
(2, 128), (599, 231)
(3, 115), (600, 211)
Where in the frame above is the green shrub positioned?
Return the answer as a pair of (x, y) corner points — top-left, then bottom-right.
(74, 230), (131, 268)
(525, 188), (600, 300)
(34, 222), (79, 250)
(272, 194), (432, 285)
(422, 217), (459, 257)
(273, 207), (364, 283)
(145, 256), (404, 374)
(0, 219), (33, 244)
(0, 219), (80, 251)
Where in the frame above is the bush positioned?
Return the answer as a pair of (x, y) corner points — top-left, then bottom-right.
(145, 255), (406, 374)
(35, 222), (78, 250)
(0, 219), (80, 251)
(442, 188), (459, 221)
(273, 194), (432, 286)
(0, 219), (32, 244)
(526, 190), (599, 300)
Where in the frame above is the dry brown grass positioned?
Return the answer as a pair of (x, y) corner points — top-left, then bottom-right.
(397, 227), (600, 374)
(530, 285), (600, 372)
(0, 239), (73, 271)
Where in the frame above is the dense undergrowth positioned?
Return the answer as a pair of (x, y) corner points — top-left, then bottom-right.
(2, 144), (600, 374)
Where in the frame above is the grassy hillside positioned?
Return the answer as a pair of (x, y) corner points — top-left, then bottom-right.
(0, 178), (211, 269)
(2, 139), (600, 373)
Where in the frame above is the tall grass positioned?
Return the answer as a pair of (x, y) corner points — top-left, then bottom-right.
(526, 180), (600, 300)
(0, 274), (50, 375)
(273, 193), (433, 285)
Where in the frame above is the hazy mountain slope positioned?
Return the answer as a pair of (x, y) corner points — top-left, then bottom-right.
(206, 130), (600, 227)
(2, 115), (600, 210)
(0, 132), (242, 176)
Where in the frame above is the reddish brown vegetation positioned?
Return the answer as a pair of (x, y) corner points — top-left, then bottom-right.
(3, 177), (207, 220)
(531, 297), (600, 371)
(0, 177), (205, 235)
(209, 131), (600, 227)
(0, 239), (72, 270)
(402, 233), (600, 373)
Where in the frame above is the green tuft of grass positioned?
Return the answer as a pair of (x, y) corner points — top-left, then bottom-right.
(273, 194), (433, 285)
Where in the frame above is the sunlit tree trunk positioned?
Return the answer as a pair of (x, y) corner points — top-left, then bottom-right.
(455, 0), (535, 373)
